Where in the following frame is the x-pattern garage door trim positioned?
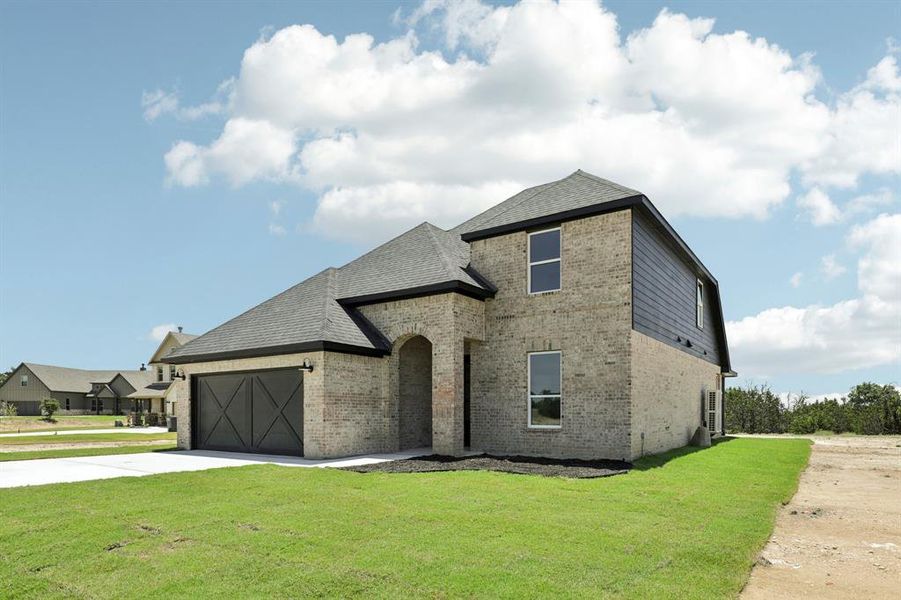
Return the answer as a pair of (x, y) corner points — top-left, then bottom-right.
(252, 375), (303, 450)
(199, 376), (248, 449)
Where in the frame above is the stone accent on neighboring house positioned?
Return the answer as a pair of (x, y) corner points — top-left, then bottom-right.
(359, 292), (486, 456)
(467, 210), (635, 460)
(629, 330), (720, 459)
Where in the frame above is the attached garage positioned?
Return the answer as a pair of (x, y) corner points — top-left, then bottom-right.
(192, 368), (303, 456)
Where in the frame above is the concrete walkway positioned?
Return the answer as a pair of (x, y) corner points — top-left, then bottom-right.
(0, 448), (430, 489)
(0, 427), (170, 438)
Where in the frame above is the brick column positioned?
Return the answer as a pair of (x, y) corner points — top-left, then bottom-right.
(431, 334), (465, 456)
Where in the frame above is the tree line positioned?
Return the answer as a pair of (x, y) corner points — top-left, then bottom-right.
(725, 382), (901, 435)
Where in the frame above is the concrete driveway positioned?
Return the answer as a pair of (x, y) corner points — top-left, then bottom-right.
(0, 448), (429, 489)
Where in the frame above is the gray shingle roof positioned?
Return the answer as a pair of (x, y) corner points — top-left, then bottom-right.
(23, 363), (145, 394)
(163, 170), (653, 364)
(166, 220), (500, 363)
(337, 222), (487, 301)
(453, 170), (640, 236)
(165, 268), (387, 362)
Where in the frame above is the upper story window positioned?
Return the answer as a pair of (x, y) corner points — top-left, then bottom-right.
(528, 228), (561, 294)
(20, 375), (27, 387)
(528, 351), (562, 428)
(169, 365), (177, 381)
(156, 365), (164, 382)
(696, 279), (704, 329)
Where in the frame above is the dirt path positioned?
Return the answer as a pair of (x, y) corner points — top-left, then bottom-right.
(0, 439), (175, 452)
(742, 435), (901, 599)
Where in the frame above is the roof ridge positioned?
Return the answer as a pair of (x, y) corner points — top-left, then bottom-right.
(573, 169), (640, 195)
(475, 174), (568, 230)
(337, 222), (431, 271)
(423, 223), (460, 282)
(320, 267), (338, 340)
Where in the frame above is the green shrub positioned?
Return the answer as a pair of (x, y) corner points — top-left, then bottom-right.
(40, 397), (60, 420)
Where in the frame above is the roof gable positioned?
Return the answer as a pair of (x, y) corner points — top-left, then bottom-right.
(149, 330), (199, 364)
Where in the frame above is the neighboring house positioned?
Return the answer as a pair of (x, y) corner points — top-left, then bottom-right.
(0, 328), (197, 416)
(127, 328), (198, 416)
(0, 364), (151, 415)
(164, 170), (733, 461)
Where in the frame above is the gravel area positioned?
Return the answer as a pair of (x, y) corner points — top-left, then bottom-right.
(341, 453), (632, 478)
(742, 435), (901, 599)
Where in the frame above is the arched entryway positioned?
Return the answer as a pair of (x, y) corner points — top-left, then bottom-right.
(398, 335), (432, 450)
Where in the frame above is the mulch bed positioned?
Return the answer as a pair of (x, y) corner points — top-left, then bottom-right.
(341, 454), (632, 479)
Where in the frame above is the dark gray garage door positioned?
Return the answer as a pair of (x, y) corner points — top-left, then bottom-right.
(193, 369), (303, 456)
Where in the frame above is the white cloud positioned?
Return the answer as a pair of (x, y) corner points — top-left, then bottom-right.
(165, 118), (297, 187)
(727, 213), (901, 376)
(820, 254), (846, 280)
(798, 187), (842, 226)
(269, 200), (284, 215)
(151, 1), (899, 242)
(141, 89), (179, 122)
(148, 323), (177, 342)
(847, 187), (894, 217)
(268, 223), (287, 236)
(312, 179), (522, 242)
(790, 272), (803, 288)
(802, 55), (901, 188)
(848, 213), (901, 300)
(797, 186), (894, 226)
(141, 81), (231, 122)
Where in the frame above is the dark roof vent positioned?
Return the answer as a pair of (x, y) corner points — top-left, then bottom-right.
(140, 363), (146, 371)
(177, 326), (183, 333)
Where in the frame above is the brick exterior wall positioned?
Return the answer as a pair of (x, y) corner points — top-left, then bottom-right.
(397, 336), (432, 449)
(169, 207), (723, 462)
(468, 211), (635, 460)
(629, 330), (720, 458)
(359, 293), (485, 456)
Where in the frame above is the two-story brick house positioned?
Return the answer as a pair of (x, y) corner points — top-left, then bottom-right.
(164, 170), (732, 461)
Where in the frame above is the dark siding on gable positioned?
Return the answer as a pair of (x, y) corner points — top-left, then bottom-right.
(632, 209), (722, 367)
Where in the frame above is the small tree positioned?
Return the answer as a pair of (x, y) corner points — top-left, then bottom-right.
(0, 400), (17, 417)
(40, 397), (60, 420)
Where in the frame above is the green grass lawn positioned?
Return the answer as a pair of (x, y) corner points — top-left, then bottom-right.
(0, 444), (178, 462)
(0, 415), (124, 433)
(0, 432), (176, 446)
(0, 438), (810, 599)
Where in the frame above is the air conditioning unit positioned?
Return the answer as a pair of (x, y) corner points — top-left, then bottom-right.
(706, 389), (722, 435)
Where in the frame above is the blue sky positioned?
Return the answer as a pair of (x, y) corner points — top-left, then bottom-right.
(1, 0), (898, 398)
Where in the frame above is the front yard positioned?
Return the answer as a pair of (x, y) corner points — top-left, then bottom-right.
(0, 438), (810, 599)
(0, 415), (123, 433)
(0, 432), (177, 462)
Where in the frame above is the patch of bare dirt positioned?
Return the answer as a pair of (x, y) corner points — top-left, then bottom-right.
(0, 439), (173, 453)
(742, 435), (901, 599)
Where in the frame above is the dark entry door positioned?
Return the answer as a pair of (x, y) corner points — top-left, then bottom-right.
(194, 369), (303, 456)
